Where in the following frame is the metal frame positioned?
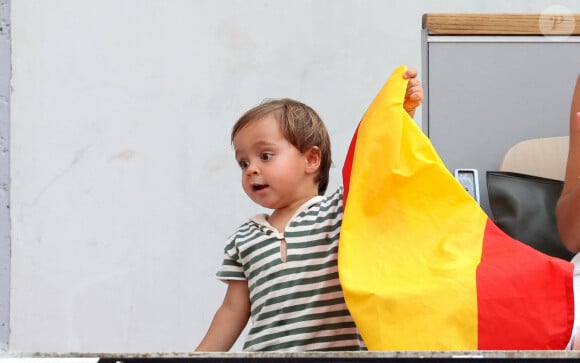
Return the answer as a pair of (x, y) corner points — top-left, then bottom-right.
(421, 33), (580, 135)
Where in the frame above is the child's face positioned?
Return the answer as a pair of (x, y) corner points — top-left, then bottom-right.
(232, 115), (317, 210)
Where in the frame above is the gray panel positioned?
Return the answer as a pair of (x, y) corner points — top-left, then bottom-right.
(425, 39), (579, 214)
(0, 0), (9, 353)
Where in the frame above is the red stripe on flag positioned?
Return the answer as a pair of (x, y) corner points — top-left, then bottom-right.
(476, 218), (574, 349)
(342, 125), (360, 205)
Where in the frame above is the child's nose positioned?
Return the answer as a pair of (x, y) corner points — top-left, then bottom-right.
(245, 163), (259, 175)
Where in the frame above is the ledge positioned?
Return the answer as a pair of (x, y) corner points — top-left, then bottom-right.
(422, 13), (580, 35)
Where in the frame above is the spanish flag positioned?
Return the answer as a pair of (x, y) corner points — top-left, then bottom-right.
(339, 65), (574, 350)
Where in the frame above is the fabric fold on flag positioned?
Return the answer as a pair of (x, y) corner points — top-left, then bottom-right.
(339, 65), (574, 350)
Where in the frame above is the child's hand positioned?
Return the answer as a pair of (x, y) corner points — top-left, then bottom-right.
(403, 68), (423, 118)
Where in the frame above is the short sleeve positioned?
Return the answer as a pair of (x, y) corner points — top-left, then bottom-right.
(216, 233), (246, 281)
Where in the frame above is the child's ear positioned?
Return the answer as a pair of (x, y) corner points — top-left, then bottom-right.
(305, 146), (322, 174)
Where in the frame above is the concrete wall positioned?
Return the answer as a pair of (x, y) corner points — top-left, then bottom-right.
(0, 0), (9, 353)
(6, 0), (580, 353)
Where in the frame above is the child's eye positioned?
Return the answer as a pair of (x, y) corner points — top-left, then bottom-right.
(238, 160), (249, 169)
(260, 153), (273, 161)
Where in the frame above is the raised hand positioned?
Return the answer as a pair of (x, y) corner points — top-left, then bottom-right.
(403, 68), (423, 118)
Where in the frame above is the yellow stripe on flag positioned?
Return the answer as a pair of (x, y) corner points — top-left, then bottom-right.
(339, 65), (488, 350)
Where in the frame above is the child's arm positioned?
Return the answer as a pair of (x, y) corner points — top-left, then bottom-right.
(402, 68), (423, 118)
(195, 280), (251, 351)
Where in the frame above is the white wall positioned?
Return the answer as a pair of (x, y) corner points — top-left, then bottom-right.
(8, 0), (580, 353)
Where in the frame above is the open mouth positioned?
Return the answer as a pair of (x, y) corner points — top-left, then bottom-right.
(252, 184), (268, 191)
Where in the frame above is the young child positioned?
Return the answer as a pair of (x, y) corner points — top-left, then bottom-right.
(196, 69), (423, 351)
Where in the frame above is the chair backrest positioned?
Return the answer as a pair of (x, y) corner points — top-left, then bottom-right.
(491, 135), (575, 261)
(499, 136), (569, 180)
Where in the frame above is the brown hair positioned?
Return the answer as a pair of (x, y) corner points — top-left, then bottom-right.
(231, 98), (332, 195)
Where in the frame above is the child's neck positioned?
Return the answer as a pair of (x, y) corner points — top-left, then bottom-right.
(268, 195), (315, 232)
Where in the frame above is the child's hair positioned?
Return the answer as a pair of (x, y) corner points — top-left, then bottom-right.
(231, 98), (332, 195)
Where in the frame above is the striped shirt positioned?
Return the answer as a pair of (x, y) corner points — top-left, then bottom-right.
(217, 187), (363, 351)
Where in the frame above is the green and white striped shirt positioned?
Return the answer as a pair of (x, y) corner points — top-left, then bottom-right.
(217, 187), (363, 351)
